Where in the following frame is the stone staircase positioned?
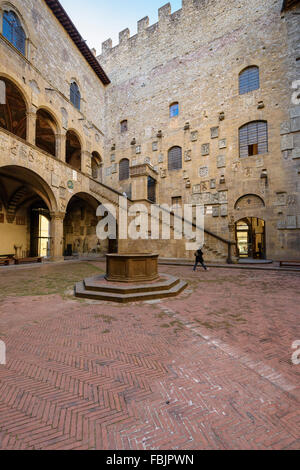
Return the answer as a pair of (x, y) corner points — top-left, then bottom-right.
(6, 186), (28, 223)
(203, 243), (227, 261)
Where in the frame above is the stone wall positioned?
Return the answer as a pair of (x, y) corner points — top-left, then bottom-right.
(0, 0), (124, 260)
(0, 0), (107, 175)
(98, 0), (300, 260)
(0, 202), (28, 256)
(0, 0), (299, 262)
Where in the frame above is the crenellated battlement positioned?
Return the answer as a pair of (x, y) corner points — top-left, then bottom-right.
(99, 0), (205, 56)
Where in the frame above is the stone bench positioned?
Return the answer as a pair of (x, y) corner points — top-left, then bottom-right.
(14, 257), (43, 265)
(279, 260), (300, 267)
(0, 258), (10, 266)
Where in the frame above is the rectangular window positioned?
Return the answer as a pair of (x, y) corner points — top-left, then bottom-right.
(239, 121), (268, 157)
(120, 120), (128, 133)
(170, 103), (179, 118)
(172, 196), (182, 207)
(147, 177), (156, 203)
(248, 143), (258, 156)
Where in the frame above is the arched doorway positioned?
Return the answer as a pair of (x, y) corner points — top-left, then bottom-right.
(91, 151), (102, 182)
(0, 166), (55, 258)
(235, 218), (266, 259)
(66, 130), (81, 171)
(0, 77), (27, 139)
(35, 109), (57, 157)
(64, 192), (117, 257)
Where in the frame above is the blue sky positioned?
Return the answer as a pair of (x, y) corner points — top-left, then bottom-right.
(59, 0), (182, 53)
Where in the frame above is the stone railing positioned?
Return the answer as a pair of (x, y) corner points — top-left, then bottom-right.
(130, 163), (158, 178)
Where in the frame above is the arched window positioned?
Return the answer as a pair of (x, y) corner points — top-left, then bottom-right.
(70, 82), (81, 110)
(119, 159), (129, 181)
(239, 66), (260, 95)
(91, 152), (102, 182)
(120, 120), (128, 133)
(169, 102), (179, 118)
(2, 11), (26, 55)
(168, 146), (182, 170)
(239, 121), (268, 157)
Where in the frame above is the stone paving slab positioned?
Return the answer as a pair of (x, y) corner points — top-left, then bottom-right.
(0, 262), (299, 450)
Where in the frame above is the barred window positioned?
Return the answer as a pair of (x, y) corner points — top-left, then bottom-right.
(119, 158), (129, 181)
(120, 120), (128, 133)
(239, 121), (268, 158)
(147, 176), (156, 203)
(3, 11), (26, 55)
(169, 102), (179, 118)
(168, 146), (182, 170)
(239, 67), (260, 95)
(70, 82), (81, 110)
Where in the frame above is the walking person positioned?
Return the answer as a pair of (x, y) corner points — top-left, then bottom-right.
(193, 248), (208, 271)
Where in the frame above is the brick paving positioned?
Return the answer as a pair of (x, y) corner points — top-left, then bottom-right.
(0, 262), (299, 450)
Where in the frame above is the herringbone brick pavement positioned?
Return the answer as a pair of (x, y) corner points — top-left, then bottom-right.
(0, 263), (299, 449)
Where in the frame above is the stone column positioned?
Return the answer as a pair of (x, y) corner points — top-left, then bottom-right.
(56, 132), (66, 162)
(49, 212), (65, 262)
(26, 110), (36, 145)
(228, 216), (238, 263)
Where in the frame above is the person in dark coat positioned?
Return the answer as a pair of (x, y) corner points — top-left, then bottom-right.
(193, 248), (208, 271)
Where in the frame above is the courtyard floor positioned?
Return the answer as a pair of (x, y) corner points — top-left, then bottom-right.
(0, 261), (299, 450)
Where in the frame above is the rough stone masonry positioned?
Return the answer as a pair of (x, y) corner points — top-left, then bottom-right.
(0, 0), (299, 262)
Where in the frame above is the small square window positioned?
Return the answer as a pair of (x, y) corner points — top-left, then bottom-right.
(248, 143), (258, 156)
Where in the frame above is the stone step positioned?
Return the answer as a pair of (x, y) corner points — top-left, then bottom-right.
(83, 274), (180, 294)
(75, 279), (188, 303)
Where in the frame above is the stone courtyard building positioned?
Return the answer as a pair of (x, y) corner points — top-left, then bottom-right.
(0, 0), (299, 262)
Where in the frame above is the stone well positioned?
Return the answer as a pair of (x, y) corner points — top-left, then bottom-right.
(105, 253), (159, 283)
(75, 252), (187, 303)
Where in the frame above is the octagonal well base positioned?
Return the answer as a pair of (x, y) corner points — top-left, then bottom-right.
(75, 273), (187, 303)
(105, 253), (159, 283)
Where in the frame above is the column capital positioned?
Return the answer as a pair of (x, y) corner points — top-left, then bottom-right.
(26, 110), (37, 118)
(55, 131), (67, 138)
(50, 211), (65, 220)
